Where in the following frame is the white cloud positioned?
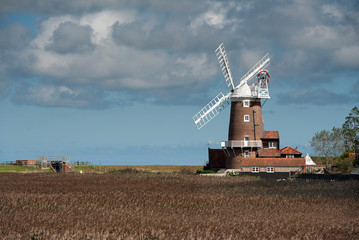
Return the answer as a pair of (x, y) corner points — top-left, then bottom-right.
(79, 10), (137, 44)
(190, 1), (239, 31)
(12, 84), (105, 108)
(321, 4), (344, 21)
(3, 9), (219, 108)
(289, 25), (356, 50)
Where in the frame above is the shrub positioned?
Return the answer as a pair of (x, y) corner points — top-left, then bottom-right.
(335, 158), (355, 174)
(196, 169), (216, 174)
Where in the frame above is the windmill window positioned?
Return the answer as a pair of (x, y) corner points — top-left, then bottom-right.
(244, 115), (250, 122)
(267, 167), (274, 173)
(268, 142), (277, 149)
(243, 100), (250, 107)
(252, 167), (259, 173)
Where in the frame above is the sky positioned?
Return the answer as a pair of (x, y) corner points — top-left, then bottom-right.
(0, 0), (358, 165)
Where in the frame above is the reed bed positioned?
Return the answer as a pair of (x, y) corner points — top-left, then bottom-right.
(0, 172), (358, 239)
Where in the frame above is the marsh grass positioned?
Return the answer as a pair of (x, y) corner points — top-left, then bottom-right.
(0, 173), (358, 239)
(0, 165), (51, 173)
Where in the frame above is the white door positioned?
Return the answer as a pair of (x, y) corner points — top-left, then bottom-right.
(244, 136), (249, 147)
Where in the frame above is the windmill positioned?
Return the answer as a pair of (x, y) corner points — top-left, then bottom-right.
(192, 43), (271, 168)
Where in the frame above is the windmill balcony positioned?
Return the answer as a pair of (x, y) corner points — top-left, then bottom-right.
(221, 140), (262, 148)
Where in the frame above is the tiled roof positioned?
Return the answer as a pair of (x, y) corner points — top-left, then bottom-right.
(258, 148), (281, 157)
(241, 157), (306, 167)
(280, 146), (302, 155)
(261, 131), (279, 139)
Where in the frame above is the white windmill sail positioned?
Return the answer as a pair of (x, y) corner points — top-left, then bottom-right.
(215, 43), (235, 89)
(193, 92), (231, 129)
(237, 53), (270, 88)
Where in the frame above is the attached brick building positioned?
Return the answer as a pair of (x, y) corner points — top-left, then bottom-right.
(208, 98), (306, 175)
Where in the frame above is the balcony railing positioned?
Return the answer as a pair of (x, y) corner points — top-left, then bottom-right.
(221, 140), (262, 148)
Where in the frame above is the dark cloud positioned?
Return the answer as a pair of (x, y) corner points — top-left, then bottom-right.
(277, 88), (354, 105)
(0, 22), (32, 49)
(47, 21), (95, 54)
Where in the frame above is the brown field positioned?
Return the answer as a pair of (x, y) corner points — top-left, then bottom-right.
(0, 172), (358, 239)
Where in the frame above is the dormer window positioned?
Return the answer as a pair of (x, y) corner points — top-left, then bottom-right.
(243, 100), (250, 107)
(268, 142), (277, 149)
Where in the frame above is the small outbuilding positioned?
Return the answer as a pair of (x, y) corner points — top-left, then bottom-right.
(15, 160), (36, 167)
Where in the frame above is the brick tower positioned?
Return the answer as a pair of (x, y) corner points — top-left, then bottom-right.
(222, 96), (265, 168)
(228, 99), (264, 141)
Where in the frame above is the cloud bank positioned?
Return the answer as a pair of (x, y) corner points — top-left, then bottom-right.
(0, 0), (358, 108)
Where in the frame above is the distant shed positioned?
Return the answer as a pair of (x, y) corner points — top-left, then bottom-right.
(16, 160), (36, 167)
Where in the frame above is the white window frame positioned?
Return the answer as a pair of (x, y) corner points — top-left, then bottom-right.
(286, 155), (294, 158)
(267, 167), (274, 173)
(252, 167), (259, 173)
(244, 150), (250, 158)
(268, 142), (277, 149)
(244, 115), (250, 122)
(243, 100), (250, 107)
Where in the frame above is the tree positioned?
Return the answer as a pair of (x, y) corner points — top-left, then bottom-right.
(342, 106), (359, 165)
(310, 129), (332, 158)
(334, 149), (355, 173)
(310, 106), (358, 169)
(309, 127), (345, 158)
(331, 127), (346, 157)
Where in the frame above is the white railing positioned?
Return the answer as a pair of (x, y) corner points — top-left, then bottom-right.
(221, 140), (262, 148)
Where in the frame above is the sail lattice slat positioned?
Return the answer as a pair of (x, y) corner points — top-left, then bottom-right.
(193, 92), (230, 129)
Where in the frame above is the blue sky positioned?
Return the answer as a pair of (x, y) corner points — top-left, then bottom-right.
(0, 0), (358, 165)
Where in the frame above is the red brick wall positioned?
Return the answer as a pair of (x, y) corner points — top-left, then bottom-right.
(227, 99), (264, 141)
